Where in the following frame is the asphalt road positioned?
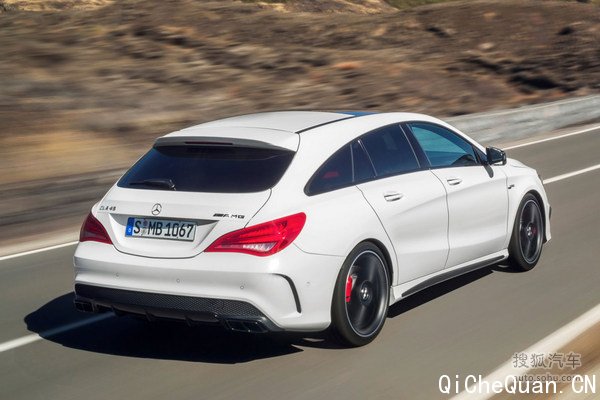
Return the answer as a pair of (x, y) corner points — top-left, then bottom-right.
(0, 126), (599, 400)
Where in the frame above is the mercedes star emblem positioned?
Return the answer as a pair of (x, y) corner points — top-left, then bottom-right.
(151, 203), (162, 216)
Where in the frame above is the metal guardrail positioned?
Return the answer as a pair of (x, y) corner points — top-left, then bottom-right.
(448, 95), (600, 144)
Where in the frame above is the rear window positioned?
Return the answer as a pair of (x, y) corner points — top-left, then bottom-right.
(118, 145), (294, 193)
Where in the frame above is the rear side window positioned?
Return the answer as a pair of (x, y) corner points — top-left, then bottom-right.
(118, 145), (294, 193)
(306, 145), (353, 195)
(360, 125), (420, 177)
(306, 141), (377, 195)
(408, 123), (478, 167)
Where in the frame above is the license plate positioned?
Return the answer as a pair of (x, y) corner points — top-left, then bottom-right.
(125, 217), (196, 241)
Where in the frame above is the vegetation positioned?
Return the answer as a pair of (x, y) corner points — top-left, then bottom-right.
(384, 0), (457, 9)
(241, 0), (600, 10)
(386, 0), (600, 9)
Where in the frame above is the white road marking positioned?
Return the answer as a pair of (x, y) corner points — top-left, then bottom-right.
(0, 241), (78, 262)
(504, 124), (600, 150)
(0, 313), (113, 354)
(543, 163), (600, 184)
(451, 302), (600, 400)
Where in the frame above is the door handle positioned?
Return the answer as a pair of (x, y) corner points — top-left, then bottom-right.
(383, 191), (404, 202)
(446, 177), (463, 186)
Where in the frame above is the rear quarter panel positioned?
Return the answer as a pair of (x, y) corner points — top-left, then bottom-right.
(249, 184), (399, 285)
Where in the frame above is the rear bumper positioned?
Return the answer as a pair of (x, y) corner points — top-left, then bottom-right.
(73, 241), (343, 332)
(74, 283), (280, 332)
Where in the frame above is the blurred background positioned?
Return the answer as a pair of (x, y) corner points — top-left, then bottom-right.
(1, 0), (599, 251)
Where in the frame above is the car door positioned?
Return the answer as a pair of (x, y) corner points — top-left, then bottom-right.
(356, 124), (449, 284)
(405, 122), (509, 268)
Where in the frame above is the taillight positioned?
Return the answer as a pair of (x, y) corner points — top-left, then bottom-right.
(205, 213), (306, 257)
(80, 212), (112, 244)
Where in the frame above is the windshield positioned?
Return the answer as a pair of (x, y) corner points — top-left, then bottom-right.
(118, 145), (295, 193)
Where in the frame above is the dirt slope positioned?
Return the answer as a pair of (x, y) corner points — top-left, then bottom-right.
(0, 0), (599, 185)
(249, 0), (397, 13)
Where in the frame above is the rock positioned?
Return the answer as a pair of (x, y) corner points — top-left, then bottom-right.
(169, 35), (187, 46)
(332, 61), (363, 71)
(371, 25), (387, 37)
(558, 26), (575, 35)
(403, 19), (422, 30)
(300, 57), (329, 67)
(478, 42), (496, 51)
(426, 25), (455, 38)
(0, 2), (11, 12)
(510, 72), (559, 90)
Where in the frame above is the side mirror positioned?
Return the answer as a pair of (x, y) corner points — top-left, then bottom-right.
(486, 147), (506, 165)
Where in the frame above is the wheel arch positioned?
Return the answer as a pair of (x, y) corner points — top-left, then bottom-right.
(525, 189), (548, 242)
(362, 238), (394, 284)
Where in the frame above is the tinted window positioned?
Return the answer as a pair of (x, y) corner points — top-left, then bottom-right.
(306, 145), (353, 195)
(352, 141), (376, 182)
(361, 125), (420, 176)
(408, 123), (478, 168)
(118, 145), (294, 193)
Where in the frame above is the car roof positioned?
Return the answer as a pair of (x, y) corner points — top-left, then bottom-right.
(158, 111), (482, 153)
(177, 111), (360, 134)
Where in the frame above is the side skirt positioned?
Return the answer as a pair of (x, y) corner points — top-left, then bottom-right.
(390, 250), (508, 304)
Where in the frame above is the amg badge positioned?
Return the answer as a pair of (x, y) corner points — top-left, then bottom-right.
(213, 213), (245, 219)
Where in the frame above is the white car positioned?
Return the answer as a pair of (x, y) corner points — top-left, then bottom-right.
(73, 111), (551, 346)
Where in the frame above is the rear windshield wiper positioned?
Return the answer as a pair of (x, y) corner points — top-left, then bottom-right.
(128, 178), (176, 191)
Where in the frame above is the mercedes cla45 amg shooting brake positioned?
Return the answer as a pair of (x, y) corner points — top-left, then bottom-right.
(74, 111), (551, 346)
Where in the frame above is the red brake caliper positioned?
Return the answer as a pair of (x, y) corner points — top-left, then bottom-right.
(345, 275), (353, 303)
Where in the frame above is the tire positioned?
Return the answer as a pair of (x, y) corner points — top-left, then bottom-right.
(330, 242), (390, 347)
(507, 193), (544, 271)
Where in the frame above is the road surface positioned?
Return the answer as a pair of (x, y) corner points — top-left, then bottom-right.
(0, 125), (599, 400)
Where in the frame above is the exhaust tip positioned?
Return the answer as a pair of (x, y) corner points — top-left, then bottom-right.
(74, 300), (95, 313)
(225, 319), (269, 333)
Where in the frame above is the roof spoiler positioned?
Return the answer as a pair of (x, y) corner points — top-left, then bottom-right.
(154, 136), (296, 151)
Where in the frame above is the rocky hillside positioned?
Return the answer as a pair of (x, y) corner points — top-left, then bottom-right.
(0, 0), (599, 185)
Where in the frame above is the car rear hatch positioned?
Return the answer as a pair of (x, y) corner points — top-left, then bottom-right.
(96, 128), (298, 259)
